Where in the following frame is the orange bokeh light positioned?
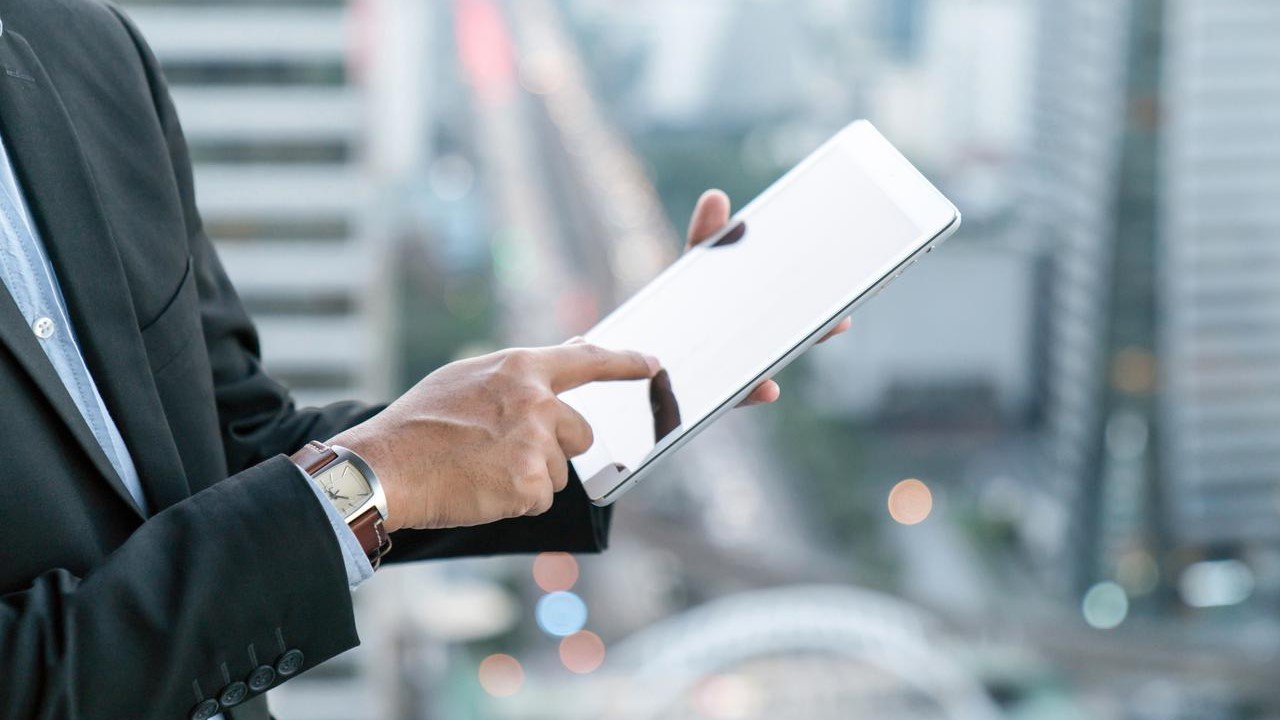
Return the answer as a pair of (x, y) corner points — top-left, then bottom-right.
(887, 479), (933, 525)
(558, 630), (606, 674)
(533, 552), (580, 592)
(1112, 346), (1157, 395)
(478, 653), (524, 697)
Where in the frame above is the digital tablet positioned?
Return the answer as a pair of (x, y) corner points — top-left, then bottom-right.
(560, 121), (961, 506)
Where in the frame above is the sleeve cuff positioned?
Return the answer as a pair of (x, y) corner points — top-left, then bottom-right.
(295, 465), (375, 591)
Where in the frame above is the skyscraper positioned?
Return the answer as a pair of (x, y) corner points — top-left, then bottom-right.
(1159, 0), (1280, 557)
(1032, 0), (1163, 595)
(122, 0), (393, 409)
(1036, 0), (1280, 602)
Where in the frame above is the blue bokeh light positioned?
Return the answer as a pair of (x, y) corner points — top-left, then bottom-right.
(535, 591), (588, 637)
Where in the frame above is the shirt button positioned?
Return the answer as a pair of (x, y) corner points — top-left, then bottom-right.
(32, 316), (55, 339)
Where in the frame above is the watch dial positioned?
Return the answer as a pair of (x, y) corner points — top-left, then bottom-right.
(317, 462), (373, 517)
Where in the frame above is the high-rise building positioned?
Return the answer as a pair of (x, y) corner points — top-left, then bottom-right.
(1031, 0), (1162, 594)
(122, 0), (393, 409)
(1036, 0), (1280, 600)
(1160, 0), (1280, 553)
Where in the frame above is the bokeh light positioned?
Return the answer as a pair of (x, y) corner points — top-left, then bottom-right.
(1179, 559), (1255, 608)
(477, 654), (524, 697)
(455, 0), (517, 106)
(1082, 582), (1129, 630)
(1111, 347), (1157, 395)
(887, 479), (933, 525)
(1115, 549), (1160, 597)
(558, 630), (606, 674)
(535, 591), (588, 637)
(533, 552), (580, 592)
(518, 50), (568, 96)
(691, 673), (763, 719)
(427, 153), (476, 202)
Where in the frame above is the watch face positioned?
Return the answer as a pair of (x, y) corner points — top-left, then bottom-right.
(315, 461), (374, 517)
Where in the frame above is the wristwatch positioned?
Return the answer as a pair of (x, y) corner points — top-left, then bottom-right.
(290, 441), (393, 569)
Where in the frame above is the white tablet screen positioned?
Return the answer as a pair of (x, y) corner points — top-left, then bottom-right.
(561, 138), (934, 489)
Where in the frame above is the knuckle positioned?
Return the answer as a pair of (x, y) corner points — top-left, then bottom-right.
(561, 419), (593, 457)
(528, 488), (554, 515)
(522, 434), (554, 463)
(531, 392), (561, 415)
(498, 348), (535, 375)
(508, 389), (538, 416)
(580, 343), (611, 368)
(542, 425), (564, 449)
(515, 457), (546, 486)
(550, 463), (570, 491)
(508, 383), (552, 419)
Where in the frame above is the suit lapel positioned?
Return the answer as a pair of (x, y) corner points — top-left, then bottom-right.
(0, 273), (140, 517)
(0, 30), (191, 515)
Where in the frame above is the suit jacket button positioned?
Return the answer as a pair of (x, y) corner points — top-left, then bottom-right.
(275, 648), (305, 677)
(248, 664), (277, 692)
(219, 680), (249, 707)
(189, 698), (220, 720)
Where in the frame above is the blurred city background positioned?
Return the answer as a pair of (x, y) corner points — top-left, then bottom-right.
(119, 0), (1280, 718)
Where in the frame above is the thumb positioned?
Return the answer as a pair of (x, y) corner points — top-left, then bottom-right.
(686, 189), (731, 250)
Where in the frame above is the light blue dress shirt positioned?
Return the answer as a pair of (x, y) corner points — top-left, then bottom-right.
(0, 131), (373, 610)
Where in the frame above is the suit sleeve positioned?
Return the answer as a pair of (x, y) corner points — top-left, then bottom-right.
(108, 7), (615, 564)
(0, 456), (360, 720)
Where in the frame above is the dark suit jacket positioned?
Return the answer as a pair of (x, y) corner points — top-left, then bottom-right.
(0, 2), (609, 718)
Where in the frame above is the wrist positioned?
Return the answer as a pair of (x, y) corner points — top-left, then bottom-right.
(328, 426), (406, 533)
(289, 438), (395, 567)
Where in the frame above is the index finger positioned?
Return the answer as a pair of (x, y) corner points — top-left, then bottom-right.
(537, 343), (660, 393)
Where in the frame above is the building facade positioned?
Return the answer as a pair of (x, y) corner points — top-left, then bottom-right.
(123, 0), (393, 409)
(1160, 0), (1280, 556)
(1037, 0), (1280, 604)
(1031, 0), (1161, 594)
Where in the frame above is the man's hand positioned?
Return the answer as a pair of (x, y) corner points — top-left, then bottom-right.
(685, 189), (853, 407)
(329, 344), (659, 531)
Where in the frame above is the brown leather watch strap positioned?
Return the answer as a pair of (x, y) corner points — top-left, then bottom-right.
(349, 507), (392, 570)
(289, 441), (392, 569)
(290, 440), (337, 475)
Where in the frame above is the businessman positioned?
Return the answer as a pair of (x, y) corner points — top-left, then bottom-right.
(0, 2), (850, 719)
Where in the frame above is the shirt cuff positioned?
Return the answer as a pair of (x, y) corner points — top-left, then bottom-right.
(296, 465), (376, 591)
